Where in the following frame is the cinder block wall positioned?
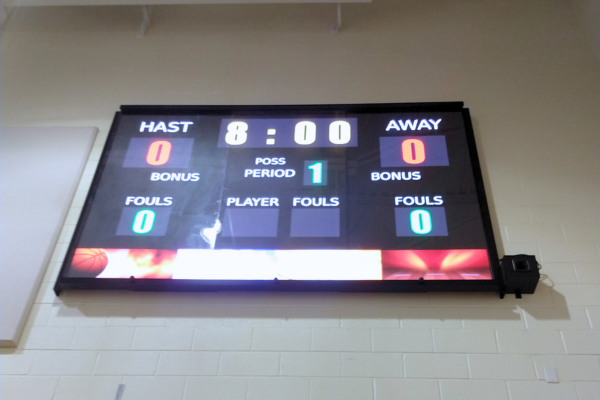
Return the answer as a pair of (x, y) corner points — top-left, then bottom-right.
(1, 1), (598, 399)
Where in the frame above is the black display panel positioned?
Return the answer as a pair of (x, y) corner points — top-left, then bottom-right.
(54, 102), (501, 294)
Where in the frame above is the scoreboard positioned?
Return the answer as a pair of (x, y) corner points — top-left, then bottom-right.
(54, 102), (501, 294)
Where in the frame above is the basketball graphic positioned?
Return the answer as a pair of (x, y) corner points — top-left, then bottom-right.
(70, 248), (108, 277)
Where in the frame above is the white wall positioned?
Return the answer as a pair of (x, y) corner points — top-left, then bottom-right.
(1, 1), (598, 400)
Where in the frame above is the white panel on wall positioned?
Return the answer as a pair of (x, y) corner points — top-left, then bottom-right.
(0, 127), (97, 347)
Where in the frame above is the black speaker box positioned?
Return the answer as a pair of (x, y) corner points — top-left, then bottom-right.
(500, 255), (540, 296)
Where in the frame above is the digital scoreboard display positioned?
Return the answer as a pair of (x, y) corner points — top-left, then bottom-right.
(54, 103), (501, 294)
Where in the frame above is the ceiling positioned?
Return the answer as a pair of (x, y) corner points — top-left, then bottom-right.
(7, 0), (370, 5)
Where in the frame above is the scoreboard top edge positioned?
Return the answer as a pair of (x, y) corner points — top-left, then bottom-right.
(119, 102), (466, 115)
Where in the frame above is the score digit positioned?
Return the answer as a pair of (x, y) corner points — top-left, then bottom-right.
(146, 140), (172, 166)
(132, 209), (156, 234)
(308, 162), (324, 184)
(294, 121), (317, 145)
(409, 209), (432, 234)
(395, 206), (447, 237)
(303, 160), (328, 186)
(329, 121), (351, 145)
(401, 139), (426, 164)
(225, 122), (249, 146)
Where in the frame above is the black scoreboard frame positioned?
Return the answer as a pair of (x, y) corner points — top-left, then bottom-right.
(54, 102), (502, 295)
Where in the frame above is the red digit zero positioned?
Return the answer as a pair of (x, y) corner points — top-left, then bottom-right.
(146, 140), (172, 166)
(401, 138), (426, 164)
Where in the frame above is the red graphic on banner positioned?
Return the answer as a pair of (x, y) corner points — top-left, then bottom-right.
(126, 249), (177, 278)
(381, 249), (491, 280)
(70, 248), (177, 279)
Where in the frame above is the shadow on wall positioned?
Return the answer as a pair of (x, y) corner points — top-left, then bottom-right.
(0, 282), (570, 352)
(46, 282), (568, 322)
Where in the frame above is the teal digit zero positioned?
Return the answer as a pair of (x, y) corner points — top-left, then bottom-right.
(132, 209), (156, 234)
(410, 209), (432, 234)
